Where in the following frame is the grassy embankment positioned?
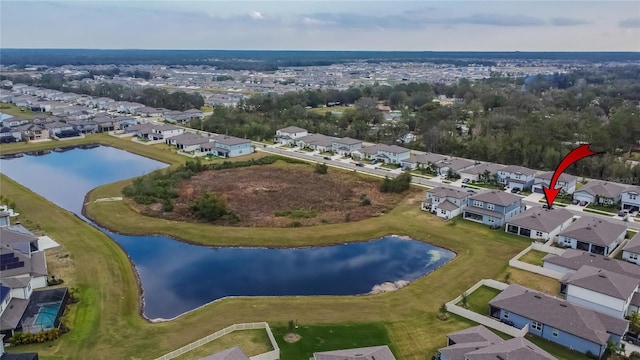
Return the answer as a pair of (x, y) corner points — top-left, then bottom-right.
(1, 136), (582, 360)
(0, 103), (42, 118)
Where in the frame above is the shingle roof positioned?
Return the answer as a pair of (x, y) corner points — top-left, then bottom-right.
(469, 191), (522, 207)
(0, 227), (38, 246)
(438, 341), (496, 360)
(464, 337), (557, 360)
(402, 153), (448, 164)
(198, 346), (250, 360)
(333, 137), (362, 146)
(535, 171), (577, 183)
(543, 249), (640, 279)
(278, 126), (307, 133)
(170, 133), (210, 146)
(499, 165), (537, 176)
(428, 186), (470, 200)
(506, 207), (574, 233)
(576, 181), (626, 198)
(313, 345), (395, 360)
(436, 158), (475, 172)
(488, 284), (629, 345)
(297, 134), (337, 147)
(558, 216), (627, 247)
(460, 162), (505, 176)
(0, 298), (28, 331)
(212, 135), (251, 146)
(438, 200), (460, 212)
(447, 325), (502, 344)
(622, 186), (640, 195)
(376, 144), (410, 154)
(623, 232), (640, 254)
(563, 265), (639, 300)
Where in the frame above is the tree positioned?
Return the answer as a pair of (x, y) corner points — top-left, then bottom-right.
(438, 303), (449, 321)
(189, 192), (232, 222)
(630, 311), (640, 334)
(314, 163), (328, 174)
(460, 292), (468, 308)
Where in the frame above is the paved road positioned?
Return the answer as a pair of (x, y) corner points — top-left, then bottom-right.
(257, 145), (640, 232)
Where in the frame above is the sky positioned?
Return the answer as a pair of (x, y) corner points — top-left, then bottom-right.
(1, 0), (639, 51)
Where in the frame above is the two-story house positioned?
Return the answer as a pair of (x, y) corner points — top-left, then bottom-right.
(532, 171), (578, 195)
(422, 186), (470, 220)
(357, 144), (411, 165)
(274, 126), (308, 145)
(462, 191), (524, 227)
(400, 153), (448, 171)
(433, 158), (476, 176)
(458, 162), (505, 183)
(556, 216), (627, 256)
(296, 134), (337, 153)
(331, 137), (362, 156)
(505, 207), (575, 241)
(621, 186), (640, 212)
(622, 232), (640, 265)
(166, 133), (211, 152)
(572, 181), (626, 206)
(497, 165), (537, 190)
(201, 135), (254, 158)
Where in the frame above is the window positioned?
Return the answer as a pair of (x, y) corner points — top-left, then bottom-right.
(531, 321), (542, 331)
(503, 311), (509, 319)
(440, 209), (446, 215)
(535, 231), (543, 237)
(473, 200), (483, 207)
(552, 328), (559, 337)
(630, 254), (639, 260)
(631, 194), (638, 200)
(487, 203), (495, 210)
(488, 217), (494, 223)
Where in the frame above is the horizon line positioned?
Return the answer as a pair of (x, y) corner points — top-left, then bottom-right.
(2, 48), (640, 53)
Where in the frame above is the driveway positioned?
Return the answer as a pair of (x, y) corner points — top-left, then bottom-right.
(624, 340), (640, 356)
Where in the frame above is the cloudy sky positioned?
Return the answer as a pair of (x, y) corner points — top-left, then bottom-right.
(1, 1), (639, 51)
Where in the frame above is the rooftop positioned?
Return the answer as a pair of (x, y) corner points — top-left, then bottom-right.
(506, 207), (574, 233)
(469, 191), (522, 207)
(576, 181), (626, 198)
(557, 216), (627, 247)
(562, 265), (639, 300)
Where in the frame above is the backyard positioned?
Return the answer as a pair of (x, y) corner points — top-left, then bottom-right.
(458, 286), (502, 315)
(518, 249), (549, 266)
(172, 329), (272, 360)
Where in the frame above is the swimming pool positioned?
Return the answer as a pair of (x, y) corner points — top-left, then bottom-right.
(34, 302), (61, 330)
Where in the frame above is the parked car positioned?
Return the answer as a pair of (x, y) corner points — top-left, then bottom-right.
(542, 204), (553, 210)
(572, 199), (579, 205)
(355, 163), (364, 167)
(323, 156), (332, 160)
(462, 178), (470, 184)
(624, 332), (640, 345)
(371, 159), (377, 165)
(619, 210), (629, 217)
(579, 201), (588, 206)
(510, 188), (520, 194)
(500, 319), (515, 327)
(467, 189), (476, 193)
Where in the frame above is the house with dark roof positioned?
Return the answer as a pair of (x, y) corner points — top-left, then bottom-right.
(399, 152), (448, 170)
(458, 162), (505, 183)
(0, 127), (22, 143)
(354, 144), (410, 165)
(275, 126), (308, 144)
(543, 249), (640, 279)
(200, 135), (253, 158)
(433, 158), (476, 176)
(437, 325), (557, 360)
(560, 265), (640, 318)
(572, 181), (626, 206)
(505, 207), (575, 241)
(622, 232), (640, 265)
(331, 137), (362, 156)
(296, 134), (338, 153)
(422, 186), (471, 220)
(497, 165), (538, 190)
(311, 345), (395, 360)
(621, 186), (640, 212)
(197, 346), (250, 360)
(488, 284), (628, 357)
(462, 191), (524, 227)
(556, 216), (627, 256)
(165, 133), (211, 152)
(0, 335), (39, 360)
(533, 171), (578, 195)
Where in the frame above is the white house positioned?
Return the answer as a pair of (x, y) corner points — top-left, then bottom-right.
(505, 207), (575, 241)
(497, 165), (537, 190)
(458, 162), (505, 183)
(295, 134), (337, 152)
(556, 216), (627, 256)
(166, 133), (211, 152)
(572, 181), (626, 205)
(621, 186), (640, 211)
(532, 171), (578, 194)
(622, 232), (640, 265)
(400, 153), (447, 170)
(332, 137), (362, 156)
(274, 126), (308, 145)
(422, 186), (470, 220)
(433, 158), (476, 176)
(356, 144), (411, 165)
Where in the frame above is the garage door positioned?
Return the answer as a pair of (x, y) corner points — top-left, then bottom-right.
(532, 186), (544, 194)
(573, 192), (593, 203)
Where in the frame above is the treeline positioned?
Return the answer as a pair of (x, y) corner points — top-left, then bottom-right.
(2, 73), (204, 111)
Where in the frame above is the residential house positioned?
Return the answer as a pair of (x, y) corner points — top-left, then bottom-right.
(434, 158), (476, 176)
(117, 117), (138, 130)
(488, 284), (628, 357)
(116, 101), (145, 114)
(505, 207), (575, 241)
(68, 120), (99, 134)
(437, 325), (557, 360)
(150, 124), (184, 140)
(497, 165), (537, 190)
(92, 116), (119, 132)
(556, 216), (627, 256)
(400, 153), (448, 170)
(165, 112), (193, 124)
(622, 232), (640, 265)
(331, 137), (362, 156)
(355, 144), (411, 165)
(533, 172), (578, 195)
(18, 124), (50, 142)
(201, 135), (254, 158)
(396, 132), (417, 144)
(43, 121), (75, 137)
(184, 108), (205, 119)
(422, 186), (471, 220)
(274, 126), (308, 145)
(197, 346), (250, 360)
(311, 346), (395, 360)
(458, 162), (505, 183)
(135, 107), (163, 117)
(621, 186), (640, 212)
(0, 127), (22, 143)
(2, 117), (29, 127)
(543, 249), (640, 278)
(572, 181), (626, 206)
(166, 133), (211, 152)
(463, 191), (524, 227)
(296, 134), (337, 152)
(560, 265), (639, 318)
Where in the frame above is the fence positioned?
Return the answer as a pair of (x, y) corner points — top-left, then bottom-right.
(507, 243), (566, 280)
(445, 279), (529, 337)
(154, 322), (280, 360)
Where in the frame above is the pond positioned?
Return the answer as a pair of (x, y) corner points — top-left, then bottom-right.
(0, 146), (455, 320)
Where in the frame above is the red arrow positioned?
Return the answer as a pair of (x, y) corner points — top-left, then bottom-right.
(543, 144), (602, 208)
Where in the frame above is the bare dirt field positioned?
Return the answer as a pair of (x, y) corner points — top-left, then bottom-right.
(139, 162), (406, 227)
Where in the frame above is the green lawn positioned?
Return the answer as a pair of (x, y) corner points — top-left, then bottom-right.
(518, 249), (549, 266)
(525, 334), (592, 360)
(0, 102), (41, 118)
(459, 286), (502, 315)
(272, 323), (393, 360)
(172, 329), (272, 360)
(471, 182), (504, 190)
(585, 203), (619, 214)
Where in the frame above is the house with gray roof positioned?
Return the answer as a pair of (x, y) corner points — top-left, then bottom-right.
(497, 165), (538, 190)
(621, 186), (640, 212)
(200, 135), (253, 158)
(556, 216), (627, 256)
(458, 162), (505, 183)
(488, 284), (628, 357)
(400, 152), (448, 170)
(622, 232), (640, 266)
(166, 133), (211, 152)
(437, 326), (557, 360)
(572, 181), (626, 206)
(560, 265), (640, 318)
(275, 126), (308, 144)
(543, 249), (640, 279)
(198, 347), (250, 360)
(296, 134), (338, 153)
(331, 137), (362, 156)
(533, 171), (578, 195)
(353, 144), (410, 165)
(311, 345), (395, 360)
(505, 207), (575, 241)
(462, 191), (524, 227)
(434, 158), (476, 176)
(422, 186), (471, 220)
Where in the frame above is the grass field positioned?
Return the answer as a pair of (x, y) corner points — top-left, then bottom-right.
(0, 103), (40, 118)
(273, 323), (393, 360)
(518, 249), (549, 266)
(172, 329), (272, 360)
(460, 286), (502, 315)
(1, 137), (582, 360)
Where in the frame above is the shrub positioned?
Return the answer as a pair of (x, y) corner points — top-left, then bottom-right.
(314, 163), (328, 174)
(10, 329), (59, 346)
(190, 192), (232, 222)
(380, 170), (412, 193)
(287, 221), (303, 228)
(162, 199), (174, 212)
(360, 197), (371, 206)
